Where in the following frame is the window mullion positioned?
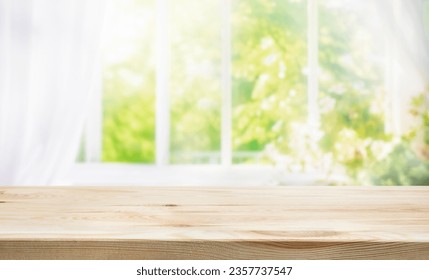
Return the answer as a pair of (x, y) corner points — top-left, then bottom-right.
(307, 0), (319, 127)
(392, 0), (402, 136)
(156, 0), (170, 166)
(221, 0), (232, 166)
(384, 0), (401, 136)
(84, 64), (102, 163)
(384, 33), (393, 134)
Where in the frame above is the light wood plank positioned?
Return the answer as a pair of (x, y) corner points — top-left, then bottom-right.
(0, 186), (428, 259)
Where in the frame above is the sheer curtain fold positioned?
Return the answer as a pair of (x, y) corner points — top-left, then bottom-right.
(0, 0), (106, 185)
(376, 0), (429, 83)
(373, 0), (429, 138)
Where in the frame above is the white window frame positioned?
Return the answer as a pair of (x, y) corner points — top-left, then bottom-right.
(72, 0), (400, 187)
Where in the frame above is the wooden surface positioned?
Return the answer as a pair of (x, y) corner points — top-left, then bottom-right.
(0, 186), (429, 259)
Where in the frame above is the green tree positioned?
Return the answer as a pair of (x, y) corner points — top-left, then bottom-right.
(100, 0), (429, 185)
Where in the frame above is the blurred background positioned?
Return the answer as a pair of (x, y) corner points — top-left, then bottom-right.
(1, 0), (429, 186)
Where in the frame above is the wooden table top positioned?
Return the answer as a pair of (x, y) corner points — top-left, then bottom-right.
(0, 186), (428, 259)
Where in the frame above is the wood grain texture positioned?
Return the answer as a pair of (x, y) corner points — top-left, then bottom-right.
(0, 186), (428, 259)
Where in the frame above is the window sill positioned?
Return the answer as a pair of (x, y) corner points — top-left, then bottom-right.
(70, 163), (332, 187)
(0, 186), (428, 259)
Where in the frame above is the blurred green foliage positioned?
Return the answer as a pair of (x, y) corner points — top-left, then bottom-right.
(370, 143), (429, 186)
(169, 0), (222, 163)
(102, 0), (156, 163)
(100, 0), (429, 185)
(232, 0), (307, 160)
(369, 91), (429, 186)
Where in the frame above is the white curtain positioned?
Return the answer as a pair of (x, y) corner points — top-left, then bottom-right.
(372, 0), (429, 137)
(0, 0), (106, 185)
(376, 0), (429, 81)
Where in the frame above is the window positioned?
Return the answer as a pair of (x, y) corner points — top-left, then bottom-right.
(75, 0), (429, 186)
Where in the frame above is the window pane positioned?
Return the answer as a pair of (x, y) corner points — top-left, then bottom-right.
(169, 0), (222, 164)
(232, 0), (308, 164)
(102, 0), (156, 163)
(318, 0), (387, 176)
